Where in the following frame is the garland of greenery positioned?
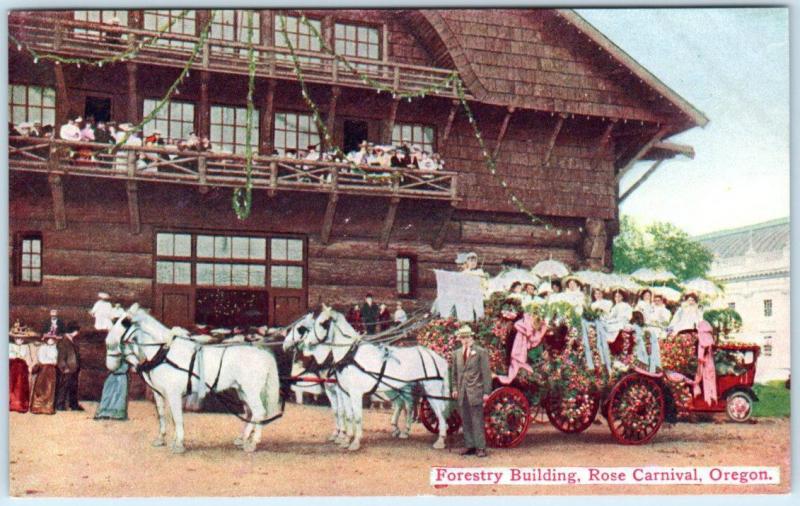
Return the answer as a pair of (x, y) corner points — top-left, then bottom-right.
(232, 10), (258, 220)
(9, 10), (191, 68)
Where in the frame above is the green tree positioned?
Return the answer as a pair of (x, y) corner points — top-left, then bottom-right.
(612, 217), (714, 282)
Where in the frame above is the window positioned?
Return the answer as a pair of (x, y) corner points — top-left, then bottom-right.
(210, 105), (259, 154)
(15, 233), (42, 285)
(763, 336), (773, 357)
(73, 10), (128, 40)
(392, 123), (435, 153)
(143, 99), (195, 141)
(334, 22), (380, 60)
(728, 302), (736, 310)
(196, 235), (267, 288)
(763, 299), (773, 317)
(144, 10), (196, 49)
(274, 14), (322, 63)
(270, 238), (304, 289)
(211, 10), (260, 44)
(396, 256), (415, 297)
(274, 112), (320, 155)
(155, 232), (191, 285)
(9, 84), (56, 127)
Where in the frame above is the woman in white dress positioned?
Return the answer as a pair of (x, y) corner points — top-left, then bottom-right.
(648, 294), (673, 329)
(590, 288), (612, 315)
(669, 292), (704, 335)
(634, 289), (655, 324)
(604, 289), (633, 341)
(561, 277), (587, 316)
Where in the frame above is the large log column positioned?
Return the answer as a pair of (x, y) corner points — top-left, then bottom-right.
(126, 63), (140, 124)
(260, 79), (276, 154)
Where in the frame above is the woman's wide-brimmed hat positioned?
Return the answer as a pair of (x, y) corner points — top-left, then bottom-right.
(454, 325), (474, 338)
(562, 275), (583, 287)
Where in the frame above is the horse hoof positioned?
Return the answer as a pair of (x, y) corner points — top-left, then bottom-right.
(151, 438), (166, 447)
(433, 439), (446, 450)
(348, 441), (361, 451)
(234, 437), (245, 447)
(391, 428), (401, 438)
(398, 432), (410, 439)
(171, 445), (186, 454)
(338, 439), (351, 448)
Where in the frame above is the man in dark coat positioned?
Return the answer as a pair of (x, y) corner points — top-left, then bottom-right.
(55, 322), (83, 411)
(451, 325), (492, 457)
(360, 293), (380, 335)
(42, 308), (65, 336)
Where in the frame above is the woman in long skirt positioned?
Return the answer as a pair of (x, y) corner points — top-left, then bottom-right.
(30, 336), (59, 415)
(9, 336), (31, 413)
(94, 362), (129, 420)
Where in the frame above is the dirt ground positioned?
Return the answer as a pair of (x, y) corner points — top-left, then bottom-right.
(9, 400), (790, 497)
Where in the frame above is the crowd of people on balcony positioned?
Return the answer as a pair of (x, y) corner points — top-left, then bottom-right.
(280, 141), (445, 172)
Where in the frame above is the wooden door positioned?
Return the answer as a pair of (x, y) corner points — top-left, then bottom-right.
(161, 292), (191, 328)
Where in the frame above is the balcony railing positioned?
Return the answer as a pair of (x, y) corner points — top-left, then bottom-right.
(9, 17), (466, 99)
(9, 137), (459, 201)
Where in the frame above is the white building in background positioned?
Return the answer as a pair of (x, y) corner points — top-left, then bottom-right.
(695, 217), (790, 382)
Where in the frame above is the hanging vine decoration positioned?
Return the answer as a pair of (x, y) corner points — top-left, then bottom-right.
(295, 15), (580, 236)
(232, 10), (257, 220)
(110, 11), (216, 150)
(9, 10), (191, 68)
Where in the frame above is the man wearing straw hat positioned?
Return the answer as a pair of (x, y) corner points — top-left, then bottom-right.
(451, 325), (492, 457)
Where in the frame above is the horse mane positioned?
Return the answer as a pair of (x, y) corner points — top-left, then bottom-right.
(328, 310), (361, 340)
(131, 308), (174, 342)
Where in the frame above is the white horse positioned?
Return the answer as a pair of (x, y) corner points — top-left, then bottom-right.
(284, 306), (450, 451)
(105, 304), (281, 453)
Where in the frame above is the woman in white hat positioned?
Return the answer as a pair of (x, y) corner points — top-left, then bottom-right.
(668, 292), (703, 335)
(90, 292), (114, 331)
(603, 289), (633, 341)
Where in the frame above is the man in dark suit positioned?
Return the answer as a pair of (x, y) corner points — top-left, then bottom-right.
(360, 293), (380, 335)
(451, 325), (492, 457)
(55, 322), (83, 411)
(42, 308), (65, 336)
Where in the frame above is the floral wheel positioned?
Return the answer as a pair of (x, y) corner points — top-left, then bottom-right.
(607, 374), (665, 445)
(545, 392), (600, 434)
(530, 400), (549, 425)
(418, 398), (462, 435)
(483, 387), (531, 448)
(726, 391), (754, 422)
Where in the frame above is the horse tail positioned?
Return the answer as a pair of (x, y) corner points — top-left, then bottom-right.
(260, 350), (282, 420)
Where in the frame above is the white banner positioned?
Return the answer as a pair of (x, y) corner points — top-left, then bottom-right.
(430, 467), (781, 486)
(433, 269), (484, 321)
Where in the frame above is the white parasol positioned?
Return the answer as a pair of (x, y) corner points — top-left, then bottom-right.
(683, 278), (723, 299)
(631, 268), (677, 284)
(487, 268), (540, 293)
(651, 285), (682, 303)
(531, 259), (570, 279)
(607, 273), (642, 293)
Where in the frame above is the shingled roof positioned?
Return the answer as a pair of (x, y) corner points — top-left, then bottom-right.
(695, 218), (790, 259)
(412, 9), (707, 135)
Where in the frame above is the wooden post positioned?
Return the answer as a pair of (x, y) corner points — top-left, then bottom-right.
(325, 86), (341, 150)
(543, 114), (565, 166)
(441, 100), (459, 143)
(615, 125), (669, 185)
(320, 193), (339, 245)
(126, 63), (140, 124)
(48, 174), (67, 231)
(54, 64), (70, 127)
(619, 159), (664, 203)
(493, 106), (515, 159)
(381, 197), (400, 249)
(383, 97), (400, 144)
(125, 150), (141, 234)
(198, 155), (209, 194)
(433, 204), (456, 250)
(260, 79), (276, 155)
(593, 120), (617, 169)
(261, 10), (273, 47)
(268, 160), (277, 197)
(198, 71), (210, 139)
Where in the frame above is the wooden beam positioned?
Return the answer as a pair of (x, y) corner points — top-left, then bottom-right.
(197, 71), (210, 139)
(320, 193), (339, 245)
(441, 100), (459, 143)
(432, 204), (456, 250)
(126, 62), (140, 124)
(619, 159), (664, 203)
(543, 115), (565, 166)
(594, 120), (617, 157)
(53, 64), (69, 127)
(381, 197), (400, 249)
(126, 180), (141, 234)
(325, 86), (341, 150)
(383, 97), (401, 144)
(615, 126), (669, 185)
(260, 79), (276, 155)
(48, 174), (66, 231)
(492, 106), (515, 159)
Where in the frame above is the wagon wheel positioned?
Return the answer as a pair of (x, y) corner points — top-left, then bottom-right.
(545, 392), (600, 434)
(607, 373), (665, 445)
(483, 387), (531, 448)
(418, 398), (462, 435)
(726, 391), (754, 422)
(530, 400), (549, 425)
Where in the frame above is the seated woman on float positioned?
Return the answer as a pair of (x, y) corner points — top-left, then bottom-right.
(602, 289), (634, 341)
(668, 291), (703, 335)
(590, 287), (613, 315)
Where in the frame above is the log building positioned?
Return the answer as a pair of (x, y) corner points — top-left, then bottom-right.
(9, 8), (707, 335)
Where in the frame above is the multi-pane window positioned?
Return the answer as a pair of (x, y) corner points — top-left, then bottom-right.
(16, 233), (42, 285)
(211, 10), (260, 57)
(270, 238), (304, 289)
(210, 105), (259, 154)
(274, 15), (322, 63)
(143, 99), (195, 141)
(144, 10), (196, 50)
(274, 112), (320, 155)
(392, 123), (435, 153)
(155, 232), (192, 285)
(73, 10), (128, 40)
(196, 235), (267, 287)
(763, 336), (773, 357)
(9, 85), (56, 127)
(763, 299), (773, 317)
(334, 22), (380, 60)
(396, 256), (414, 296)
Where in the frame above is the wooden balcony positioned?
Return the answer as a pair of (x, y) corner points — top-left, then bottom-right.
(9, 17), (466, 100)
(9, 137), (459, 202)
